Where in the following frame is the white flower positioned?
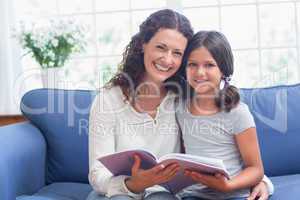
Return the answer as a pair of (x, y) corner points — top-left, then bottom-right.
(16, 19), (86, 68)
(51, 38), (59, 47)
(67, 37), (74, 44)
(48, 61), (55, 67)
(48, 51), (55, 59)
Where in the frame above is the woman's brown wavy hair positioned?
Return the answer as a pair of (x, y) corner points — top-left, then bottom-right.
(106, 9), (194, 101)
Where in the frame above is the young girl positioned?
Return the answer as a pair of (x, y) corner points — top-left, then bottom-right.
(176, 31), (265, 200)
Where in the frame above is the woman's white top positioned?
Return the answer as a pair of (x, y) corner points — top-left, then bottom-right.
(88, 86), (180, 199)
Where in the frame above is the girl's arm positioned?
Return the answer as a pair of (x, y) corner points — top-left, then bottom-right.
(229, 127), (264, 190)
(184, 127), (264, 192)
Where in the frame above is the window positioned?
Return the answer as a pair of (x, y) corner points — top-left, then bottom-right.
(14, 0), (300, 90)
(183, 0), (300, 88)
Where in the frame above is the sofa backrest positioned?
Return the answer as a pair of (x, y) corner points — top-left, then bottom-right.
(21, 89), (97, 184)
(240, 84), (300, 177)
(21, 84), (300, 184)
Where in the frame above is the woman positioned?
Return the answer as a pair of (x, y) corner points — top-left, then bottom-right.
(87, 9), (272, 200)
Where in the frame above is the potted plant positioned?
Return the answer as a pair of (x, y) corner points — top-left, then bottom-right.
(16, 19), (86, 88)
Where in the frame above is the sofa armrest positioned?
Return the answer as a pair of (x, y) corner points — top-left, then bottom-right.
(0, 122), (46, 200)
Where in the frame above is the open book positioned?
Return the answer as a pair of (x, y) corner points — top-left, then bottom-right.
(98, 149), (230, 193)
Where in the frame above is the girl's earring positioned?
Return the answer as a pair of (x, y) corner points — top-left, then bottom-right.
(219, 75), (232, 90)
(219, 79), (225, 90)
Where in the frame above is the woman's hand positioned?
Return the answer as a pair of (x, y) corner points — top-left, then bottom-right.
(184, 171), (269, 199)
(184, 171), (233, 192)
(125, 154), (180, 193)
(247, 181), (269, 200)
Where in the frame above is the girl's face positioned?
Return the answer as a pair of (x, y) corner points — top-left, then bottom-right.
(142, 28), (188, 84)
(186, 47), (222, 96)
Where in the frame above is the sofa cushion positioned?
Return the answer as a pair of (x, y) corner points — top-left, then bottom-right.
(240, 84), (300, 177)
(16, 182), (92, 200)
(21, 89), (97, 184)
(21, 85), (300, 183)
(269, 174), (300, 200)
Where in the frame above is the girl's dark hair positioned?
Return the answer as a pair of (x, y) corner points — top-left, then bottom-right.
(181, 31), (240, 112)
(106, 9), (193, 101)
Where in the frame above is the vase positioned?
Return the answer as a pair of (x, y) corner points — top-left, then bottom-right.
(41, 67), (64, 89)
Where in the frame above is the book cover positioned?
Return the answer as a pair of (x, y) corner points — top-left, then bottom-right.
(98, 149), (230, 193)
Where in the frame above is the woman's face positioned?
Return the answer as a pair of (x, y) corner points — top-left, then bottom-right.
(142, 28), (188, 84)
(186, 47), (222, 96)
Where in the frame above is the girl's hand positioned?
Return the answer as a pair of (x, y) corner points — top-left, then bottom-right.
(125, 154), (180, 193)
(247, 181), (269, 200)
(184, 170), (233, 192)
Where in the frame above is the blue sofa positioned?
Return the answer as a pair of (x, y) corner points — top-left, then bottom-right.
(1, 84), (300, 200)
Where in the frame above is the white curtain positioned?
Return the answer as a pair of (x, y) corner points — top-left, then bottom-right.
(0, 0), (24, 115)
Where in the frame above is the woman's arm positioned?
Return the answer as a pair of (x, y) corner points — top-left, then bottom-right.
(248, 178), (273, 200)
(125, 155), (180, 193)
(262, 175), (274, 195)
(88, 92), (142, 198)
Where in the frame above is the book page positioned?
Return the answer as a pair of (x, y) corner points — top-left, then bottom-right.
(158, 153), (229, 178)
(159, 153), (225, 168)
